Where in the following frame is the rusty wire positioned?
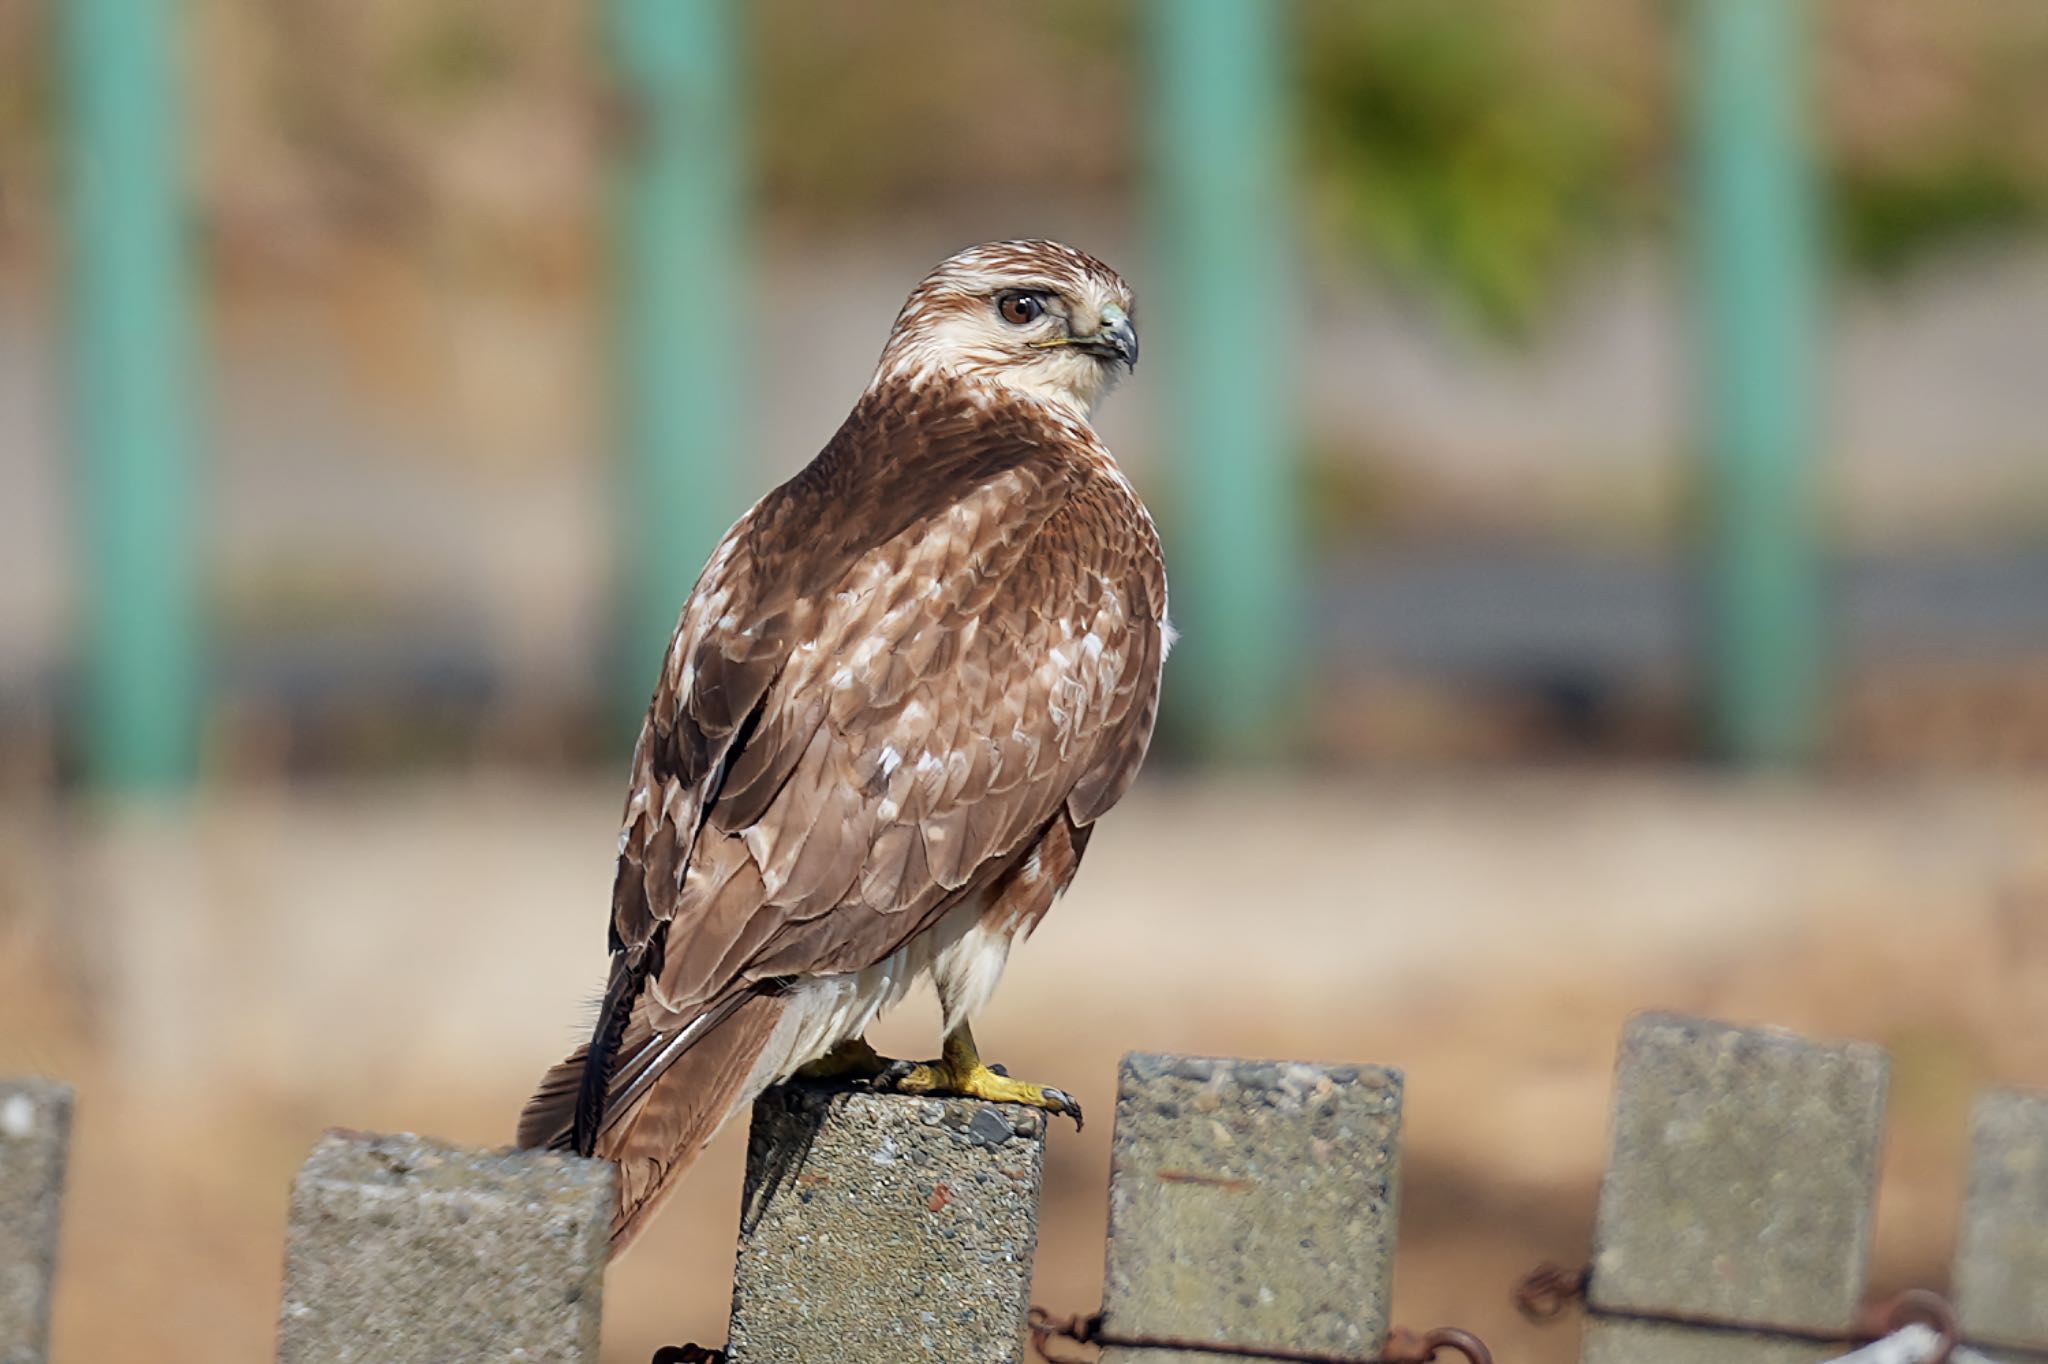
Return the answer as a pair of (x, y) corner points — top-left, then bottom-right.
(1383, 1326), (1495, 1364)
(1510, 1262), (1588, 1323)
(1512, 1262), (1962, 1363)
(661, 1275), (1948, 1364)
(1028, 1305), (1492, 1364)
(1864, 1288), (1960, 1364)
(1026, 1308), (1104, 1364)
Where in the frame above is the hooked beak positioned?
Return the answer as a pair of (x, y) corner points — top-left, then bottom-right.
(1078, 305), (1139, 371)
(1034, 304), (1139, 371)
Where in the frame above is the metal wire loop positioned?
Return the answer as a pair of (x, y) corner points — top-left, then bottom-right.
(1868, 1288), (1960, 1364)
(1384, 1325), (1496, 1364)
(1029, 1304), (1494, 1364)
(1511, 1262), (1590, 1323)
(1510, 1261), (1967, 1364)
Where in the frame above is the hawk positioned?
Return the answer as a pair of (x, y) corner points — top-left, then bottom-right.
(518, 239), (1168, 1251)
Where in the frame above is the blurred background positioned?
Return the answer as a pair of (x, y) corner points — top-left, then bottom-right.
(3, 1), (2048, 1359)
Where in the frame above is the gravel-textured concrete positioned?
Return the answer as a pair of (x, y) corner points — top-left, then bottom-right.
(1579, 1319), (1835, 1364)
(1100, 1053), (1402, 1364)
(276, 1130), (614, 1364)
(1590, 1014), (1889, 1335)
(726, 1084), (1048, 1364)
(1955, 1088), (2048, 1352)
(0, 1081), (70, 1364)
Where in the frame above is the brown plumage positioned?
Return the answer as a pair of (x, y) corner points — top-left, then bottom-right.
(518, 240), (1168, 1251)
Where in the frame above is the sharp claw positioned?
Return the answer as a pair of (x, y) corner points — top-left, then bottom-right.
(874, 1058), (924, 1090)
(988, 1062), (1010, 1077)
(1046, 1089), (1084, 1131)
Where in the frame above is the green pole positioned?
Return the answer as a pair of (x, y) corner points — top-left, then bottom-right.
(61, 0), (205, 790)
(1150, 0), (1304, 760)
(1689, 0), (1826, 764)
(607, 0), (748, 726)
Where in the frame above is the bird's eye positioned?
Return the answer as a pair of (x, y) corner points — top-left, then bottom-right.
(996, 291), (1046, 326)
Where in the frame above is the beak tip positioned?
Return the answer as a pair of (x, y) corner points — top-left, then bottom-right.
(1106, 317), (1139, 372)
(1060, 313), (1139, 370)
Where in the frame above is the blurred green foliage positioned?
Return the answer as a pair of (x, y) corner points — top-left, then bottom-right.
(397, 4), (517, 105)
(1840, 158), (2041, 277)
(1300, 0), (1655, 335)
(4, 0), (2048, 324)
(1822, 0), (2048, 278)
(749, 0), (1137, 215)
(1296, 0), (2048, 332)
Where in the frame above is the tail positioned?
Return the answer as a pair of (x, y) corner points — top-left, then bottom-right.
(517, 988), (791, 1254)
(575, 958), (640, 1156)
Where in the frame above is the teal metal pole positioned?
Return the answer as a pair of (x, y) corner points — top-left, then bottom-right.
(60, 0), (205, 789)
(607, 0), (748, 725)
(1150, 0), (1304, 759)
(1689, 0), (1827, 764)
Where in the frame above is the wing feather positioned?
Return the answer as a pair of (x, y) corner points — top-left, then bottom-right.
(607, 374), (1165, 1029)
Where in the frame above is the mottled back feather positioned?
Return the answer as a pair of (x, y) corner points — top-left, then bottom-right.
(609, 372), (1165, 1026)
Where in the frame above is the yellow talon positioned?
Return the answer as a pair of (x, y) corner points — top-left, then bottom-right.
(881, 1024), (1084, 1130)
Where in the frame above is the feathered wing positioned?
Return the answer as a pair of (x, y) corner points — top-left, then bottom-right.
(517, 376), (1166, 1249)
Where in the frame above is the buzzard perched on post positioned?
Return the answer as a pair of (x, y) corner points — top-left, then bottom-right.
(518, 240), (1169, 1250)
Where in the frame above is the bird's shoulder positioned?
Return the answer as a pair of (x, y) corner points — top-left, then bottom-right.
(689, 373), (1153, 674)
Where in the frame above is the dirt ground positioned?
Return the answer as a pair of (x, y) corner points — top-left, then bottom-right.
(3, 769), (2046, 1363)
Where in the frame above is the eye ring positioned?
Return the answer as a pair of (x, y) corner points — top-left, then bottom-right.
(996, 290), (1046, 326)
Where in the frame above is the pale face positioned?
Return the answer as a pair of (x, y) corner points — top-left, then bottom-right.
(874, 240), (1139, 418)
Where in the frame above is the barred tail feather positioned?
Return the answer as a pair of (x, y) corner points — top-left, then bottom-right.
(515, 989), (791, 1254)
(601, 991), (789, 1251)
(516, 1044), (592, 1153)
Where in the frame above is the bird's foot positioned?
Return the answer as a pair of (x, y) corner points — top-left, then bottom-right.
(882, 1057), (1085, 1130)
(877, 1026), (1083, 1129)
(795, 1036), (893, 1083)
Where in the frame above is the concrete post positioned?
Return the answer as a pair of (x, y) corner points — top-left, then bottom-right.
(1099, 1054), (1403, 1363)
(1953, 1089), (2048, 1356)
(725, 1085), (1048, 1364)
(0, 1082), (72, 1364)
(1582, 1014), (1889, 1364)
(276, 1131), (614, 1364)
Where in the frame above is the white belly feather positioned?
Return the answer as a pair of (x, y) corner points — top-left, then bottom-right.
(741, 895), (1017, 1093)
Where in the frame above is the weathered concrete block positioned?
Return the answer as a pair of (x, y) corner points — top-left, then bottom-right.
(1100, 1053), (1403, 1364)
(1954, 1088), (2048, 1353)
(0, 1081), (71, 1364)
(276, 1130), (614, 1364)
(726, 1085), (1047, 1364)
(1580, 1319), (1833, 1364)
(1589, 1014), (1889, 1336)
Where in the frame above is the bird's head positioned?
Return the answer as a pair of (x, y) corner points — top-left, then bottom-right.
(874, 239), (1139, 418)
